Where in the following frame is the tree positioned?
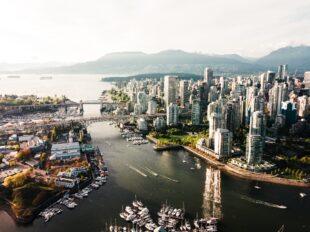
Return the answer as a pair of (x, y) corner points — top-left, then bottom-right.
(0, 154), (4, 163)
(51, 127), (57, 142)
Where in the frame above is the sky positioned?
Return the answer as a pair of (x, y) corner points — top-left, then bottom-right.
(0, 0), (309, 63)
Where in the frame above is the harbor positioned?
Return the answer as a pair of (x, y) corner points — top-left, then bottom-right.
(0, 76), (309, 232)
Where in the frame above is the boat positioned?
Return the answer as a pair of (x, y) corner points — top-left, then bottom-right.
(40, 76), (52, 80)
(185, 220), (191, 230)
(7, 75), (20, 78)
(190, 167), (195, 170)
(254, 183), (261, 189)
(300, 192), (307, 198)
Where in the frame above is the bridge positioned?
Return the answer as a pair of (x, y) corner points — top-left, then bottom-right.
(80, 100), (124, 106)
(0, 113), (166, 135)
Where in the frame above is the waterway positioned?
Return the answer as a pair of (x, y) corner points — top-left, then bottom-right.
(0, 75), (309, 232)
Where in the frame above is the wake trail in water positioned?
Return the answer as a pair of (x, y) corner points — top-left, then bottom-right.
(240, 195), (287, 209)
(127, 164), (148, 177)
(144, 167), (158, 177)
(159, 174), (180, 183)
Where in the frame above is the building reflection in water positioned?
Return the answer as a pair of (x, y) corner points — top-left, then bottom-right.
(202, 166), (222, 219)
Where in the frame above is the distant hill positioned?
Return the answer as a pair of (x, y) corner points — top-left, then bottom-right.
(16, 50), (263, 75)
(102, 73), (203, 82)
(256, 46), (310, 73)
(4, 46), (310, 75)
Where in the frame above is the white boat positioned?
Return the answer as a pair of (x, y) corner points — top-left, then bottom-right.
(40, 76), (52, 80)
(300, 192), (307, 198)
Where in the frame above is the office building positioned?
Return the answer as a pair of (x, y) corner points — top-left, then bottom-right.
(204, 67), (214, 87)
(281, 101), (297, 127)
(179, 80), (190, 108)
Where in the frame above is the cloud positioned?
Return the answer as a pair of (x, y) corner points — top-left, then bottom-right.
(0, 0), (309, 62)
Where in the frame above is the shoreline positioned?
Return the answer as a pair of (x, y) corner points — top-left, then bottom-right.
(147, 135), (310, 188)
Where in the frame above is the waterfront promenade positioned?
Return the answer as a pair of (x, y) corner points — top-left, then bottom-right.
(147, 136), (310, 188)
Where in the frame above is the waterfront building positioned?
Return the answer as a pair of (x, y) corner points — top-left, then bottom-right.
(166, 103), (179, 126)
(49, 142), (81, 160)
(214, 128), (232, 158)
(204, 67), (214, 88)
(179, 80), (190, 108)
(245, 111), (266, 164)
(147, 99), (157, 115)
(153, 116), (166, 130)
(55, 178), (78, 188)
(281, 101), (297, 127)
(245, 135), (263, 164)
(137, 117), (148, 131)
(164, 75), (178, 106)
(191, 99), (202, 125)
(209, 112), (222, 144)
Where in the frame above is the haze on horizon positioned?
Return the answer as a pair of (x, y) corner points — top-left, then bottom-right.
(0, 0), (309, 63)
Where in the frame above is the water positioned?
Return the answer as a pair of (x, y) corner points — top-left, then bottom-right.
(0, 75), (309, 232)
(0, 74), (111, 117)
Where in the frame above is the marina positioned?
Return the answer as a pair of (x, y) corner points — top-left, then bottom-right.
(118, 198), (219, 232)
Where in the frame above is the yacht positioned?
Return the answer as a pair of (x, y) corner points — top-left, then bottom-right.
(300, 192), (307, 198)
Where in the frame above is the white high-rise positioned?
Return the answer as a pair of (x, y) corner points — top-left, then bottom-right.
(191, 99), (202, 125)
(214, 128), (232, 158)
(137, 91), (147, 113)
(246, 111), (266, 164)
(209, 113), (222, 141)
(164, 75), (178, 106)
(147, 100), (157, 115)
(166, 103), (179, 126)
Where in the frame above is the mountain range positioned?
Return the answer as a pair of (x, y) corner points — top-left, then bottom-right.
(2, 46), (310, 75)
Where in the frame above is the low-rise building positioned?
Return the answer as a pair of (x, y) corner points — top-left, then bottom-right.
(55, 178), (78, 188)
(49, 142), (81, 160)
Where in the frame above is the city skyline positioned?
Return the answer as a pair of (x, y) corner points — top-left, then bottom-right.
(0, 0), (310, 63)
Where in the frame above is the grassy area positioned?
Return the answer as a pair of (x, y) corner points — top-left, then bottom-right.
(109, 88), (130, 103)
(149, 128), (208, 147)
